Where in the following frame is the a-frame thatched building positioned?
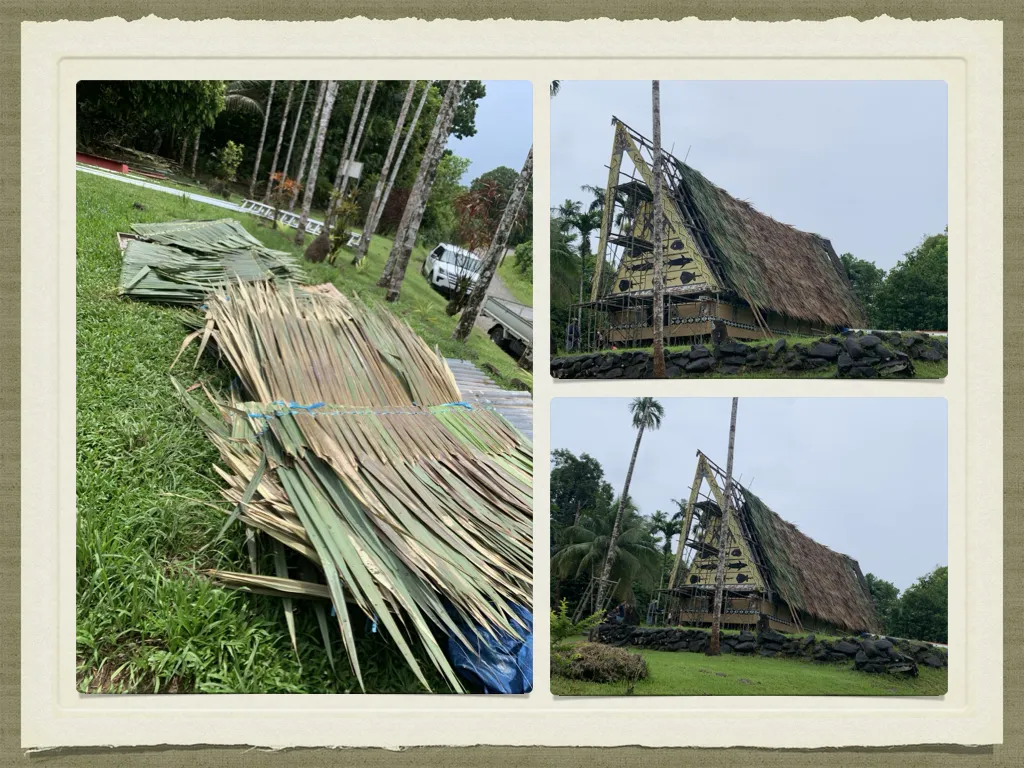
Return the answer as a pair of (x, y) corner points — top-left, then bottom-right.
(662, 452), (878, 635)
(577, 118), (866, 350)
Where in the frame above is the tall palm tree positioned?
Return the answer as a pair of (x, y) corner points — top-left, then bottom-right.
(263, 80), (296, 203)
(651, 80), (667, 378)
(335, 80), (378, 210)
(379, 80), (466, 300)
(709, 397), (740, 656)
(595, 398), (665, 610)
(648, 509), (675, 589)
(248, 80), (276, 198)
(453, 145), (533, 342)
(552, 496), (660, 607)
(550, 80), (561, 97)
(294, 80), (339, 245)
(290, 81), (327, 213)
(324, 81), (368, 229)
(353, 80), (422, 267)
(281, 80), (310, 181)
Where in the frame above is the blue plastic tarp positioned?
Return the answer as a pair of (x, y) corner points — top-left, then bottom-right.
(447, 604), (533, 694)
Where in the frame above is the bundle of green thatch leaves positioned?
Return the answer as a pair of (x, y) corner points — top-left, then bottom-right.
(175, 281), (533, 693)
(118, 219), (303, 305)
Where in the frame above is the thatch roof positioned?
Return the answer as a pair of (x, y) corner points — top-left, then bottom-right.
(672, 159), (866, 327)
(735, 485), (878, 633)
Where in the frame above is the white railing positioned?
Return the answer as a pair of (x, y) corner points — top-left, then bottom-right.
(240, 199), (324, 236)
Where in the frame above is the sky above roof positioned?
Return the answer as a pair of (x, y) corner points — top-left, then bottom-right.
(550, 397), (948, 592)
(447, 80), (533, 186)
(551, 80), (948, 271)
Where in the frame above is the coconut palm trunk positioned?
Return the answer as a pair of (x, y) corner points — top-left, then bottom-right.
(594, 397), (664, 611)
(352, 81), (417, 266)
(248, 80), (276, 198)
(290, 81), (326, 213)
(595, 425), (646, 612)
(355, 81), (432, 265)
(282, 80), (310, 181)
(294, 80), (339, 246)
(709, 397), (740, 655)
(650, 80), (667, 378)
(453, 146), (533, 341)
(380, 80), (465, 300)
(263, 80), (296, 203)
(322, 80), (367, 228)
(190, 129), (201, 177)
(335, 80), (378, 211)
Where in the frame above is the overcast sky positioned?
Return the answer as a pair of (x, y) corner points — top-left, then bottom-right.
(550, 398), (947, 592)
(448, 80), (533, 186)
(551, 80), (947, 271)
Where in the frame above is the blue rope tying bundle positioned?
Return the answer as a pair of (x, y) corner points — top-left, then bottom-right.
(244, 400), (474, 420)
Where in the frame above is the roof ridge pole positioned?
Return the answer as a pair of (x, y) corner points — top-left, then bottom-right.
(590, 121), (626, 302)
(708, 397), (739, 655)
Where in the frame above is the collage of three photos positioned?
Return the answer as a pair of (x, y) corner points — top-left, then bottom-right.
(75, 76), (948, 698)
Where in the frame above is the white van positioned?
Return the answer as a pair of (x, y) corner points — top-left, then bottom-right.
(422, 243), (483, 293)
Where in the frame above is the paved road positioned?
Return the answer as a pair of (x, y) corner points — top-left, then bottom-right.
(445, 358), (532, 441)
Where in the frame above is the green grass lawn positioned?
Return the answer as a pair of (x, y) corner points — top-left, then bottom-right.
(75, 170), (528, 694)
(497, 255), (533, 307)
(551, 646), (948, 697)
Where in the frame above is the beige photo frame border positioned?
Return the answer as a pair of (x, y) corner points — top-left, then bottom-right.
(18, 14), (1001, 752)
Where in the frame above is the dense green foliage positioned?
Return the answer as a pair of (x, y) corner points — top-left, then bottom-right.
(550, 599), (605, 647)
(840, 252), (886, 323)
(549, 449), (661, 609)
(873, 232), (948, 331)
(77, 80), (226, 149)
(865, 573), (901, 634)
(214, 140), (245, 181)
(888, 566), (948, 644)
(77, 80), (487, 213)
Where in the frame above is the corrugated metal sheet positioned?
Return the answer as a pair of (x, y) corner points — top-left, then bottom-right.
(445, 358), (533, 442)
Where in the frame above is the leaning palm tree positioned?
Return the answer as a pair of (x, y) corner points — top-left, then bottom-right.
(379, 80), (466, 300)
(335, 80), (378, 211)
(263, 80), (296, 203)
(353, 80), (426, 267)
(281, 80), (310, 181)
(552, 497), (661, 607)
(290, 81), (327, 213)
(648, 509), (674, 589)
(323, 81), (368, 229)
(294, 80), (339, 245)
(248, 80), (276, 198)
(453, 145), (533, 342)
(595, 397), (665, 610)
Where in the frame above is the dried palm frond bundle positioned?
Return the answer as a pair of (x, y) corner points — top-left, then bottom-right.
(118, 219), (302, 305)
(178, 281), (533, 692)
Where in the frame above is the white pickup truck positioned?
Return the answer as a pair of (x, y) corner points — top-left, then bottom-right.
(421, 243), (483, 294)
(482, 296), (533, 366)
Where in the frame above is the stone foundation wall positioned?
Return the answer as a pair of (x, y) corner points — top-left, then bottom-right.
(551, 331), (948, 380)
(592, 624), (948, 677)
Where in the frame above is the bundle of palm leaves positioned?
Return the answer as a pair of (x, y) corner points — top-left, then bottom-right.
(119, 219), (302, 305)
(177, 280), (533, 692)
